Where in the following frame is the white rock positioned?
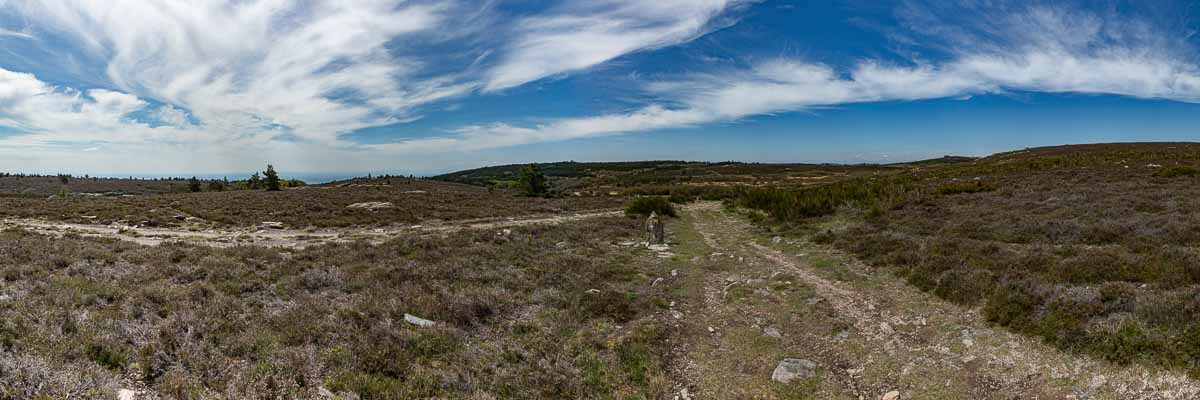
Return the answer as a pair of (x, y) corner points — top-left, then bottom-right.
(880, 322), (895, 335)
(117, 389), (137, 400)
(346, 202), (395, 211)
(404, 313), (436, 328)
(707, 326), (716, 333)
(259, 222), (285, 229)
(647, 244), (670, 252)
(771, 359), (817, 384)
(771, 236), (783, 244)
(763, 327), (782, 338)
(671, 269), (678, 277)
(880, 390), (900, 400)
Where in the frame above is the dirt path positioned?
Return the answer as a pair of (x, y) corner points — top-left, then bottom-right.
(666, 201), (1199, 399)
(0, 210), (623, 249)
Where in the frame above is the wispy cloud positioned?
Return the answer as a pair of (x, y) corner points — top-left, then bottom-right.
(409, 4), (1200, 153)
(0, 0), (748, 173)
(484, 0), (754, 91)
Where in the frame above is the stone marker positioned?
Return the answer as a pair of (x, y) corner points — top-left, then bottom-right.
(646, 211), (665, 244)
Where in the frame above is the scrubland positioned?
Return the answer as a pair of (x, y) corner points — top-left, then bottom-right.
(735, 142), (1200, 376)
(0, 179), (622, 229)
(0, 217), (673, 399)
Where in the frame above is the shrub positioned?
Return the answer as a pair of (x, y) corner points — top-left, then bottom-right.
(187, 177), (202, 193)
(936, 181), (999, 195)
(519, 163), (548, 197)
(1153, 165), (1199, 178)
(624, 196), (676, 218)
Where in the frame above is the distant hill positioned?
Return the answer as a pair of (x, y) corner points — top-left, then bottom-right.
(432, 157), (977, 189)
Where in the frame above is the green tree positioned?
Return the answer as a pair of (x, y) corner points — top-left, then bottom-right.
(187, 176), (202, 192)
(248, 173), (262, 190)
(519, 163), (548, 196)
(263, 164), (281, 191)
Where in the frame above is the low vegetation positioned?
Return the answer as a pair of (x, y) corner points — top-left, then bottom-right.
(0, 179), (623, 229)
(0, 217), (673, 398)
(738, 142), (1200, 376)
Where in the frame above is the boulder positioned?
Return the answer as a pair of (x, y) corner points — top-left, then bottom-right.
(772, 358), (817, 384)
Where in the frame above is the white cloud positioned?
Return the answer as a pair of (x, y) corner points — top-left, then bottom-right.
(0, 0), (749, 174)
(484, 0), (751, 91)
(406, 5), (1200, 154)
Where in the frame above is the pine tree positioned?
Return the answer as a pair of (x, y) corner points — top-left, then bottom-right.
(264, 165), (281, 191)
(188, 176), (202, 192)
(248, 173), (261, 190)
(519, 163), (548, 197)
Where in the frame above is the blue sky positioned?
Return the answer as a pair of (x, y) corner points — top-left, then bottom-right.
(0, 0), (1198, 177)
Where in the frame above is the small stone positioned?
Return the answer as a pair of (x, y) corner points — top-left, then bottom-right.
(771, 358), (817, 384)
(764, 327), (782, 338)
(772, 236), (783, 244)
(671, 269), (678, 277)
(679, 388), (692, 400)
(403, 313), (436, 328)
(118, 389), (137, 400)
(259, 221), (285, 229)
(671, 310), (683, 320)
(880, 391), (900, 400)
(880, 322), (894, 335)
(707, 326), (716, 333)
(585, 289), (601, 294)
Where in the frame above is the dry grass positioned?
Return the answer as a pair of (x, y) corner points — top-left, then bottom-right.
(0, 216), (673, 399)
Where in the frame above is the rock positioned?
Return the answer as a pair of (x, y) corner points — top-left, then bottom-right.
(346, 202), (395, 211)
(618, 241), (637, 246)
(671, 310), (684, 320)
(555, 241), (569, 248)
(403, 313), (436, 328)
(499, 229), (512, 236)
(647, 244), (670, 252)
(585, 289), (601, 294)
(678, 388), (692, 400)
(117, 389), (137, 400)
(763, 327), (782, 338)
(880, 322), (894, 335)
(259, 222), (285, 229)
(771, 358), (817, 384)
(173, 214), (187, 220)
(185, 216), (203, 222)
(772, 236), (783, 244)
(707, 326), (716, 333)
(880, 391), (900, 400)
(671, 269), (678, 277)
(317, 386), (337, 398)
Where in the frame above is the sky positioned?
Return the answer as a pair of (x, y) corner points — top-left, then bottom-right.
(0, 0), (1198, 177)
